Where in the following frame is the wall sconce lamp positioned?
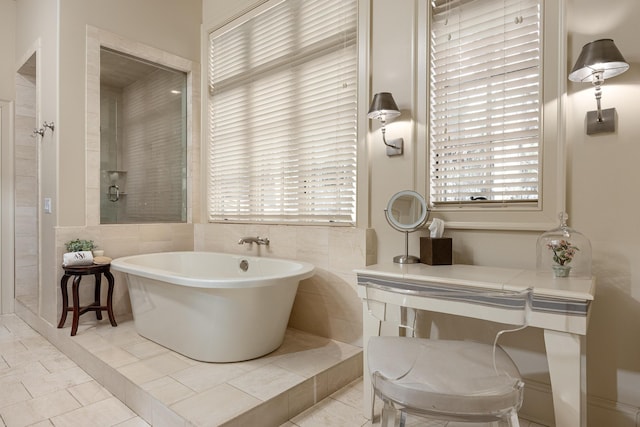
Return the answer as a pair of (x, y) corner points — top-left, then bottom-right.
(568, 38), (629, 135)
(368, 92), (403, 156)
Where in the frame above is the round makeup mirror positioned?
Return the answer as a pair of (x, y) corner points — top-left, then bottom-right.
(384, 190), (429, 263)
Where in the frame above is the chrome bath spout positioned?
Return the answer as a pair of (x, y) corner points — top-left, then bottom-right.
(238, 236), (270, 246)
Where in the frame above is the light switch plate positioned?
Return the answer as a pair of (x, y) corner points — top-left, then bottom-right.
(44, 198), (52, 214)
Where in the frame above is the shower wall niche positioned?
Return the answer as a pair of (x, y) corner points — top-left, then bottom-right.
(100, 47), (187, 224)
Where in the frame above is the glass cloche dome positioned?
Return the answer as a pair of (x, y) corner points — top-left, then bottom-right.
(536, 212), (591, 278)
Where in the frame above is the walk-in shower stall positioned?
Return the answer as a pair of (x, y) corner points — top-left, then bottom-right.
(100, 47), (187, 224)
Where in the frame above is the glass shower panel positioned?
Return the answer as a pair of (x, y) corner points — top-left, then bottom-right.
(100, 48), (187, 224)
(100, 86), (123, 223)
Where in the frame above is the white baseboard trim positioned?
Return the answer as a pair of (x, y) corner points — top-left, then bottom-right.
(588, 394), (640, 427)
(520, 378), (640, 427)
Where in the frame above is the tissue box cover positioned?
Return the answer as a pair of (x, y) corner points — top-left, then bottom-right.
(420, 237), (452, 265)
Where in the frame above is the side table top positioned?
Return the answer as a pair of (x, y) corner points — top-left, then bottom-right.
(62, 263), (111, 274)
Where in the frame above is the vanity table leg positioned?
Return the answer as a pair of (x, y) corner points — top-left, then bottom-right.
(544, 329), (586, 427)
(362, 300), (383, 419)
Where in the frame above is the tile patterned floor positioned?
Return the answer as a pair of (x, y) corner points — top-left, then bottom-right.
(1, 313), (363, 427)
(1, 314), (545, 427)
(0, 314), (144, 426)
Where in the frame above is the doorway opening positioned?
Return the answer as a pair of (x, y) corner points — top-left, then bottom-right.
(14, 52), (39, 314)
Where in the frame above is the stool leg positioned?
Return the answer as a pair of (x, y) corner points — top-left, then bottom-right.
(104, 270), (118, 327)
(71, 275), (82, 336)
(57, 274), (71, 328)
(94, 273), (103, 321)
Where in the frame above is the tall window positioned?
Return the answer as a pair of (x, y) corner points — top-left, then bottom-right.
(207, 0), (358, 224)
(429, 0), (542, 207)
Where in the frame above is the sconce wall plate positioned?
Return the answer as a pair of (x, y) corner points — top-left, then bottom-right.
(586, 108), (615, 135)
(385, 138), (403, 156)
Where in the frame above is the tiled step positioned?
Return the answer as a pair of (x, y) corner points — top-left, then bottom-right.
(0, 313), (147, 426)
(14, 303), (363, 426)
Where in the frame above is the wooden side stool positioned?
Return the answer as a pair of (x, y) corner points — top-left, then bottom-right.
(57, 263), (117, 336)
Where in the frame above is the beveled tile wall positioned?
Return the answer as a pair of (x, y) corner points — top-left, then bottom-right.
(14, 62), (38, 311)
(119, 71), (186, 223)
(85, 25), (200, 227)
(54, 224), (194, 317)
(53, 223), (370, 346)
(195, 223), (375, 346)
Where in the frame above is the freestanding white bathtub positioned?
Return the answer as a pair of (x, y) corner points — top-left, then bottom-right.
(111, 251), (314, 362)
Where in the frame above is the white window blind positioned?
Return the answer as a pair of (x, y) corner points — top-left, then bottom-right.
(429, 0), (542, 206)
(207, 0), (358, 224)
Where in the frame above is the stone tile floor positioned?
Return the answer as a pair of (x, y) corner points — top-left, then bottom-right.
(0, 314), (142, 426)
(0, 314), (545, 426)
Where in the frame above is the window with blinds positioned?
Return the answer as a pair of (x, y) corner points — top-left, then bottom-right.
(207, 0), (358, 224)
(429, 0), (542, 206)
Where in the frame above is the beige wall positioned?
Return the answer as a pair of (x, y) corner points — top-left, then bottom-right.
(363, 0), (640, 424)
(0, 0), (15, 100)
(368, 0), (640, 424)
(0, 0), (16, 314)
(202, 0), (258, 30)
(565, 0), (640, 421)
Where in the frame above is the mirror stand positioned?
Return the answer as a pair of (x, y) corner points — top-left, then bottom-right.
(393, 230), (420, 264)
(384, 190), (430, 264)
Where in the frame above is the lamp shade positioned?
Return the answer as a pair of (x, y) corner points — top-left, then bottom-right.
(368, 92), (401, 120)
(568, 39), (629, 82)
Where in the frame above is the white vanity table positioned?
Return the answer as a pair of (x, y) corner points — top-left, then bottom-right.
(356, 262), (595, 427)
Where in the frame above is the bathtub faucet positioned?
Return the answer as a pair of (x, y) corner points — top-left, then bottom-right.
(238, 236), (270, 246)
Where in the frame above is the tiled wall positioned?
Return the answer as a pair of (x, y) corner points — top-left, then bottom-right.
(54, 224), (194, 317)
(194, 223), (375, 346)
(120, 69), (186, 223)
(85, 26), (198, 227)
(52, 223), (371, 347)
(14, 59), (38, 311)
